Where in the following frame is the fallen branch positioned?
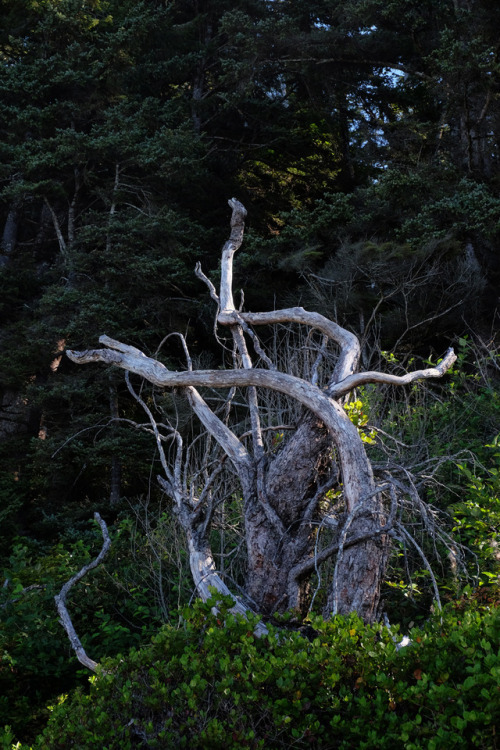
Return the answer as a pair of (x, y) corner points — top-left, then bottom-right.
(54, 512), (111, 672)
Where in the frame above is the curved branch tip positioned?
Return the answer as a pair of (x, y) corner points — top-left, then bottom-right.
(228, 197), (247, 221)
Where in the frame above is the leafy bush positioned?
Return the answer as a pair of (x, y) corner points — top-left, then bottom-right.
(365, 338), (500, 618)
(10, 596), (500, 749)
(0, 523), (165, 740)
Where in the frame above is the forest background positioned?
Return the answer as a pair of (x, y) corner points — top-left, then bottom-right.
(0, 0), (499, 746)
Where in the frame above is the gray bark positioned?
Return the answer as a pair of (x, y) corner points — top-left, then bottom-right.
(55, 513), (111, 671)
(244, 412), (336, 616)
(66, 199), (457, 625)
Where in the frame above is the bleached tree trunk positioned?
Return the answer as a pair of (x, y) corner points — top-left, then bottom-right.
(67, 199), (457, 625)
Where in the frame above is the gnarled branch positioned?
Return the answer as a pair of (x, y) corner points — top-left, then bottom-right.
(67, 336), (374, 515)
(218, 307), (361, 384)
(328, 348), (457, 398)
(54, 513), (111, 672)
(65, 199), (460, 625)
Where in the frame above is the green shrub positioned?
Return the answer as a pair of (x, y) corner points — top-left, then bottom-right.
(0, 525), (164, 741)
(13, 596), (500, 749)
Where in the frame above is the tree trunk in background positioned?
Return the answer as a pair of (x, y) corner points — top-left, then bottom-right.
(1, 201), (20, 265)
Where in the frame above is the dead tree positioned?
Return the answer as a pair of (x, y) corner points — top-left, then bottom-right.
(67, 199), (457, 625)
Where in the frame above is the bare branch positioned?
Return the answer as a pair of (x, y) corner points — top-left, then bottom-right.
(67, 337), (375, 515)
(289, 505), (394, 584)
(125, 372), (179, 495)
(302, 471), (340, 526)
(54, 513), (111, 672)
(51, 419), (115, 458)
(187, 534), (269, 637)
(219, 307), (361, 383)
(91, 341), (252, 477)
(239, 424), (294, 441)
(191, 461), (227, 536)
(1, 583), (45, 609)
(214, 204), (267, 462)
(311, 334), (328, 386)
(184, 386), (252, 475)
(395, 522), (442, 611)
(44, 197), (68, 256)
(195, 261), (220, 306)
(219, 198), (247, 312)
(329, 348), (457, 398)
(232, 312), (276, 370)
(155, 332), (193, 371)
(392, 300), (465, 352)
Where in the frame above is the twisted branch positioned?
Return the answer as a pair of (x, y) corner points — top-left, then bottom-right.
(54, 513), (111, 672)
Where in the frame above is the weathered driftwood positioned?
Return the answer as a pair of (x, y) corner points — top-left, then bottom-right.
(67, 198), (457, 627)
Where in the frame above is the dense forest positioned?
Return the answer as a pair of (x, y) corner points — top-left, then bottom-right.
(1, 0), (499, 747)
